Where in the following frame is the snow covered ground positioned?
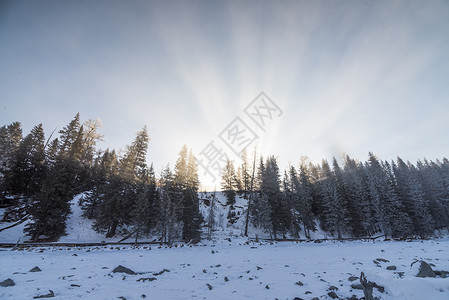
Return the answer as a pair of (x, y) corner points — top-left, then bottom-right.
(2, 193), (449, 299)
(1, 238), (449, 299)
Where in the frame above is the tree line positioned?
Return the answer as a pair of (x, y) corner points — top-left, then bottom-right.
(0, 114), (202, 243)
(1, 115), (449, 242)
(221, 150), (449, 240)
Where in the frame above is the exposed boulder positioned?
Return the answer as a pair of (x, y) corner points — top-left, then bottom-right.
(112, 265), (136, 275)
(413, 261), (436, 278)
(0, 278), (15, 287)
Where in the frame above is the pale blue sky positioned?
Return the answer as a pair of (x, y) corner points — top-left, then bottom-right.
(1, 0), (448, 188)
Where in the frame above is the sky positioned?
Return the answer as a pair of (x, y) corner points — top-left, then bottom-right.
(1, 0), (449, 189)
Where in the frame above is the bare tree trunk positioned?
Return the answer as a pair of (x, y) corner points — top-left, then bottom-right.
(244, 148), (257, 237)
(106, 220), (118, 238)
(360, 272), (374, 300)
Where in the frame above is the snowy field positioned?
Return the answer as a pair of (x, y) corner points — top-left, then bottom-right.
(1, 238), (449, 300)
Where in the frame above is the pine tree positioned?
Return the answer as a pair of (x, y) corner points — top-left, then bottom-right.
(296, 165), (316, 238)
(241, 149), (251, 199)
(0, 122), (23, 179)
(158, 165), (182, 243)
(416, 160), (449, 231)
(365, 153), (411, 238)
(174, 146), (203, 243)
(131, 164), (158, 241)
(25, 158), (76, 241)
(318, 160), (347, 239)
(91, 127), (150, 237)
(93, 174), (132, 237)
(221, 159), (238, 205)
(283, 169), (298, 237)
(182, 150), (203, 242)
(5, 124), (46, 197)
(120, 126), (150, 182)
(58, 113), (81, 158)
(261, 156), (290, 239)
(343, 155), (372, 236)
(394, 158), (434, 238)
(82, 149), (119, 219)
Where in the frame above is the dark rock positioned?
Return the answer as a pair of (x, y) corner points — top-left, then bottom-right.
(211, 250), (215, 254)
(386, 266), (396, 270)
(434, 270), (449, 278)
(295, 281), (304, 286)
(30, 266), (42, 272)
(376, 258), (389, 263)
(347, 295), (358, 300)
(256, 266), (263, 270)
(206, 283), (213, 290)
(395, 272), (405, 278)
(375, 284), (385, 293)
(70, 284), (81, 287)
(328, 285), (339, 291)
(137, 277), (157, 282)
(112, 265), (136, 275)
(33, 290), (55, 298)
(305, 291), (312, 294)
(293, 298), (304, 300)
(153, 269), (170, 276)
(141, 295), (146, 298)
(224, 277), (229, 282)
(416, 261), (436, 278)
(327, 291), (338, 299)
(0, 278), (15, 287)
(265, 285), (270, 289)
(350, 284), (363, 290)
(348, 276), (359, 282)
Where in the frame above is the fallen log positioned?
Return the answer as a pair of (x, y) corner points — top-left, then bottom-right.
(0, 215), (29, 232)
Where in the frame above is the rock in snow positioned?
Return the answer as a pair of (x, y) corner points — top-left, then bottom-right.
(413, 261), (436, 278)
(0, 278), (15, 287)
(33, 290), (55, 299)
(29, 266), (42, 272)
(112, 265), (136, 275)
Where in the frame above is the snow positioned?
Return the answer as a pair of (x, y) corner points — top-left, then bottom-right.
(1, 239), (449, 299)
(2, 193), (449, 299)
(0, 208), (30, 243)
(58, 194), (107, 243)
